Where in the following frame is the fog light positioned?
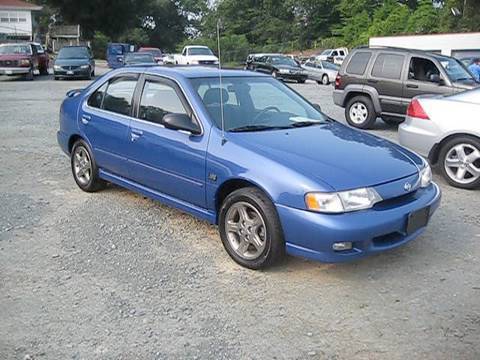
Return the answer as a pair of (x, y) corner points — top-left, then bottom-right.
(332, 242), (353, 251)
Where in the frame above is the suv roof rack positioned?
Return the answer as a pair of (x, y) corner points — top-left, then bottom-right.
(353, 45), (444, 56)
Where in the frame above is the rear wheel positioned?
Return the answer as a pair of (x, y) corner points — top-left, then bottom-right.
(71, 139), (106, 192)
(297, 78), (306, 83)
(219, 187), (285, 269)
(321, 74), (329, 85)
(439, 136), (480, 189)
(345, 95), (376, 129)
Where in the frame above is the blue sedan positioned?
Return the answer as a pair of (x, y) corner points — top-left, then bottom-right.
(57, 66), (441, 269)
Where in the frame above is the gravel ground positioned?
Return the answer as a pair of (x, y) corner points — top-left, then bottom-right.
(1, 69), (479, 360)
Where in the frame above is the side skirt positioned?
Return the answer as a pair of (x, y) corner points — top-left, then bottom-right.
(99, 169), (217, 224)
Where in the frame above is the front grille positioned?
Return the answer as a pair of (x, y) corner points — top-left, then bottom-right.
(0, 60), (18, 67)
(373, 190), (418, 210)
(62, 65), (80, 70)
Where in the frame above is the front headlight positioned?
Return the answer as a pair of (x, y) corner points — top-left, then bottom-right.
(19, 59), (30, 66)
(305, 188), (382, 213)
(419, 163), (432, 188)
(54, 65), (62, 70)
(80, 64), (90, 69)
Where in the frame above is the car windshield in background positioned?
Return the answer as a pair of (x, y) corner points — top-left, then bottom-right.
(0, 44), (31, 55)
(271, 56), (298, 66)
(435, 56), (473, 82)
(189, 47), (213, 56)
(146, 49), (162, 57)
(125, 53), (155, 64)
(58, 47), (90, 59)
(190, 77), (327, 132)
(322, 61), (339, 70)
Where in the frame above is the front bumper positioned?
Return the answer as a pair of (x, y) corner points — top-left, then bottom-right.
(277, 183), (441, 263)
(0, 67), (30, 75)
(54, 68), (91, 78)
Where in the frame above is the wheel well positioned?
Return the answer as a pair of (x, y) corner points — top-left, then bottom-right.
(344, 91), (370, 107)
(215, 179), (259, 214)
(429, 133), (480, 165)
(68, 134), (83, 154)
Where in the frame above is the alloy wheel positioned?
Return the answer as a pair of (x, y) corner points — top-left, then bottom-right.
(73, 146), (92, 186)
(444, 143), (480, 185)
(224, 201), (267, 260)
(349, 102), (368, 125)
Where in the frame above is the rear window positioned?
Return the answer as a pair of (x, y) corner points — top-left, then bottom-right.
(371, 53), (404, 79)
(346, 52), (372, 75)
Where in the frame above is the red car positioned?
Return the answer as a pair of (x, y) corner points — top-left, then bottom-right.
(0, 42), (49, 80)
(138, 47), (163, 64)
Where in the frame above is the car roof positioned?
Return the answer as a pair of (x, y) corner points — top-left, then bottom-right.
(353, 46), (453, 59)
(120, 65), (268, 79)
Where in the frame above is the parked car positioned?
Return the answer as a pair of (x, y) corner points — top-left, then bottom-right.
(138, 47), (163, 64)
(32, 43), (49, 74)
(53, 46), (95, 80)
(162, 54), (175, 65)
(316, 48), (349, 65)
(123, 52), (157, 66)
(0, 42), (43, 80)
(57, 66), (440, 269)
(173, 46), (219, 66)
(107, 43), (134, 69)
(302, 60), (339, 85)
(334, 46), (480, 129)
(245, 54), (307, 83)
(399, 88), (480, 189)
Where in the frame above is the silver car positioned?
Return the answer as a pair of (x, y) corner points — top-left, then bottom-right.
(301, 60), (339, 85)
(399, 88), (480, 189)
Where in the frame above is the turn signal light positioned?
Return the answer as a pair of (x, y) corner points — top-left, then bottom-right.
(407, 99), (429, 120)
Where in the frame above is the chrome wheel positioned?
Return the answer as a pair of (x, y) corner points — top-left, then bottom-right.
(444, 143), (480, 185)
(322, 74), (329, 85)
(225, 201), (267, 260)
(73, 146), (92, 186)
(349, 102), (368, 124)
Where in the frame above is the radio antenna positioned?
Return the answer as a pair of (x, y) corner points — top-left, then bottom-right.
(217, 18), (226, 145)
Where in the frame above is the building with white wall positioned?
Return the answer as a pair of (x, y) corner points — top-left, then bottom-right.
(369, 32), (480, 59)
(0, 0), (42, 41)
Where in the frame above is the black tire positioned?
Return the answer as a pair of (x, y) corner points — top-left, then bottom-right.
(316, 80), (322, 85)
(321, 74), (329, 85)
(86, 68), (92, 80)
(70, 139), (106, 192)
(438, 135), (480, 189)
(345, 95), (376, 129)
(219, 187), (285, 269)
(91, 68), (95, 77)
(297, 78), (306, 84)
(382, 116), (404, 126)
(25, 68), (34, 81)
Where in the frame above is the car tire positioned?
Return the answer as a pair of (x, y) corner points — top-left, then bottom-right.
(321, 74), (329, 85)
(219, 187), (285, 270)
(382, 116), (404, 126)
(25, 68), (34, 81)
(297, 79), (306, 84)
(345, 95), (376, 129)
(71, 139), (106, 192)
(438, 135), (480, 189)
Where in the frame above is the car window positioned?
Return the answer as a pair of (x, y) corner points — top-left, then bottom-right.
(322, 61), (339, 70)
(371, 53), (404, 79)
(409, 57), (441, 82)
(339, 50), (345, 56)
(332, 51), (338, 56)
(346, 52), (372, 75)
(139, 81), (187, 124)
(87, 82), (108, 109)
(102, 77), (138, 116)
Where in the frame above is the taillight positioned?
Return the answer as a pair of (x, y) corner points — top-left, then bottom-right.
(406, 99), (429, 120)
(335, 74), (341, 89)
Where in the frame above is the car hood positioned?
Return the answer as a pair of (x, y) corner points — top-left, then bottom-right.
(229, 122), (420, 191)
(0, 54), (30, 61)
(54, 58), (90, 66)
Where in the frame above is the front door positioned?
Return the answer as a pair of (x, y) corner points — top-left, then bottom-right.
(126, 75), (207, 208)
(80, 74), (139, 178)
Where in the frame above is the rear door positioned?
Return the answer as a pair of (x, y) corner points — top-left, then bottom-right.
(80, 74), (139, 178)
(367, 52), (406, 115)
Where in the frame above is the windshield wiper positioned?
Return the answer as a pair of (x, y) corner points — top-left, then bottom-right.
(288, 120), (323, 128)
(229, 125), (290, 132)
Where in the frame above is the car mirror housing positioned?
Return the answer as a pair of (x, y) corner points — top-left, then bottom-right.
(163, 113), (201, 135)
(429, 74), (441, 84)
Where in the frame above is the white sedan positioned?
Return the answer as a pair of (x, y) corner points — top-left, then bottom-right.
(399, 88), (480, 189)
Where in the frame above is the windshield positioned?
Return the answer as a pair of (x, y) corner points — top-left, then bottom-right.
(270, 56), (298, 66)
(58, 47), (90, 59)
(140, 49), (162, 57)
(435, 55), (473, 82)
(0, 44), (31, 55)
(190, 77), (327, 131)
(125, 53), (155, 64)
(188, 47), (213, 56)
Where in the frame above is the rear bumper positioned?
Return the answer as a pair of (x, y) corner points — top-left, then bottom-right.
(0, 67), (30, 75)
(398, 116), (440, 158)
(57, 130), (70, 155)
(277, 183), (441, 263)
(333, 89), (345, 107)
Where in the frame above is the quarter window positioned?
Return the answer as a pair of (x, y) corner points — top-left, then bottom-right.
(346, 52), (372, 75)
(139, 81), (188, 124)
(102, 76), (138, 116)
(87, 82), (108, 109)
(371, 53), (404, 79)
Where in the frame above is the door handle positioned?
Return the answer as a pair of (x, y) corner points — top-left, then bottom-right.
(81, 115), (91, 124)
(406, 84), (418, 89)
(130, 129), (143, 142)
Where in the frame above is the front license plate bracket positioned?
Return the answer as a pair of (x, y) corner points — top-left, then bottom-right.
(406, 207), (430, 235)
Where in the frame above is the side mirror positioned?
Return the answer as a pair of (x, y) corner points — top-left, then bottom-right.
(429, 74), (441, 84)
(312, 103), (322, 112)
(163, 113), (201, 135)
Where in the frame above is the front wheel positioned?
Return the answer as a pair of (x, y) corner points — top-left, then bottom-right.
(219, 187), (285, 269)
(439, 136), (480, 189)
(321, 74), (329, 85)
(71, 139), (106, 192)
(345, 95), (376, 129)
